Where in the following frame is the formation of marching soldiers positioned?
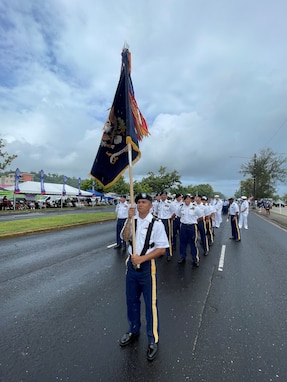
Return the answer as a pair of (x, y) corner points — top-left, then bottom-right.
(115, 191), (249, 266)
(150, 191), (223, 267)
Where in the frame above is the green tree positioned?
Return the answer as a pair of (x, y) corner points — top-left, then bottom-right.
(191, 184), (215, 198)
(133, 180), (152, 194)
(240, 148), (287, 199)
(0, 137), (17, 170)
(235, 178), (255, 199)
(140, 166), (181, 193)
(105, 176), (129, 195)
(31, 171), (80, 188)
(80, 179), (105, 193)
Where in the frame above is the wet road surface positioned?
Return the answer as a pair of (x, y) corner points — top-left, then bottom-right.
(0, 213), (287, 381)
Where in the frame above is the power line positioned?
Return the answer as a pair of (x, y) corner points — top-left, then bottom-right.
(263, 117), (287, 148)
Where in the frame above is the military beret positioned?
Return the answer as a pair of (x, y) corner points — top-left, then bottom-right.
(135, 193), (153, 203)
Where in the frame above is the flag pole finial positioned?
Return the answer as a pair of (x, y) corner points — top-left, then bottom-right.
(123, 41), (129, 51)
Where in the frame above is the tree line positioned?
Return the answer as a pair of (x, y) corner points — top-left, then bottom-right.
(1, 137), (286, 201)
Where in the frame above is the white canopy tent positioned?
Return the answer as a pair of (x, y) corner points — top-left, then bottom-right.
(4, 181), (93, 197)
(3, 181), (94, 210)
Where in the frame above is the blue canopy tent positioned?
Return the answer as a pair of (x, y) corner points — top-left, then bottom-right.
(86, 190), (104, 197)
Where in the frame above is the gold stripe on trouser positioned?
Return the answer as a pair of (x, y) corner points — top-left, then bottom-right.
(168, 218), (172, 256)
(206, 220), (213, 243)
(203, 220), (209, 251)
(195, 225), (199, 262)
(125, 255), (129, 274)
(209, 222), (214, 243)
(151, 259), (159, 343)
(235, 216), (241, 240)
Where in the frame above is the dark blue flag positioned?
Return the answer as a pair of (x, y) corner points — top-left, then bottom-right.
(90, 48), (149, 188)
(40, 169), (46, 195)
(14, 168), (21, 194)
(62, 176), (67, 196)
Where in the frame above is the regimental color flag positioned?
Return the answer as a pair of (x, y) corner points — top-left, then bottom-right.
(90, 47), (149, 188)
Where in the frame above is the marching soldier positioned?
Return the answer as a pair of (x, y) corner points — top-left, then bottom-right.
(176, 195), (201, 267)
(119, 193), (169, 361)
(170, 193), (183, 250)
(201, 196), (214, 247)
(195, 195), (209, 256)
(228, 197), (241, 242)
(156, 191), (173, 261)
(114, 195), (130, 250)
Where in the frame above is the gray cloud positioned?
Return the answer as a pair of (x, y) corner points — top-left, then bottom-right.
(1, 0), (287, 196)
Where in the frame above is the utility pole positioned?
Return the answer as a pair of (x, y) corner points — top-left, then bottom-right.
(252, 154), (257, 209)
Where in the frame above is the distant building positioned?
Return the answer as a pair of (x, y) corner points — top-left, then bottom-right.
(21, 173), (34, 182)
(0, 172), (34, 186)
(0, 173), (15, 186)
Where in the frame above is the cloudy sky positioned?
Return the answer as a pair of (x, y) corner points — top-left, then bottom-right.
(1, 0), (287, 196)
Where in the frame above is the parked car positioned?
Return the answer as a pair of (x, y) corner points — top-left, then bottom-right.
(37, 196), (62, 208)
(273, 200), (286, 207)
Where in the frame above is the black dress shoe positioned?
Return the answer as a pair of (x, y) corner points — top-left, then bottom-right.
(235, 239), (241, 242)
(204, 251), (209, 256)
(177, 258), (185, 264)
(193, 261), (199, 267)
(147, 342), (158, 361)
(229, 237), (235, 240)
(114, 244), (122, 249)
(119, 332), (139, 347)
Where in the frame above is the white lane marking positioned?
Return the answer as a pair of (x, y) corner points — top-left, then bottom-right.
(218, 245), (226, 271)
(107, 243), (117, 248)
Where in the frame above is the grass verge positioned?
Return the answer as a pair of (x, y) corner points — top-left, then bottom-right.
(0, 212), (116, 237)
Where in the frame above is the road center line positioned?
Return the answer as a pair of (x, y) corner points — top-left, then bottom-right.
(218, 245), (226, 271)
(107, 243), (117, 248)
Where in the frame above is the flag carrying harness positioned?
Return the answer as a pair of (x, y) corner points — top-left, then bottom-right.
(130, 217), (158, 255)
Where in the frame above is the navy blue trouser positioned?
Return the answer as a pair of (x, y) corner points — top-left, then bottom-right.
(116, 218), (127, 247)
(161, 218), (171, 257)
(179, 223), (199, 263)
(126, 258), (159, 344)
(205, 219), (214, 245)
(172, 217), (181, 248)
(230, 215), (241, 240)
(197, 220), (209, 253)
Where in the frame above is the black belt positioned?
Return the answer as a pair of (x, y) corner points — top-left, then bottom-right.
(182, 223), (195, 226)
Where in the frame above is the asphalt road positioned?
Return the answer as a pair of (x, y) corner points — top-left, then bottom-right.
(0, 213), (287, 381)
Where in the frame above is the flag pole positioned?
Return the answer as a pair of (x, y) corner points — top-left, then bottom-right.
(124, 43), (137, 256)
(128, 142), (137, 254)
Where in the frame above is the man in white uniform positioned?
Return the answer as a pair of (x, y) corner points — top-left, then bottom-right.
(213, 195), (223, 228)
(239, 196), (249, 229)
